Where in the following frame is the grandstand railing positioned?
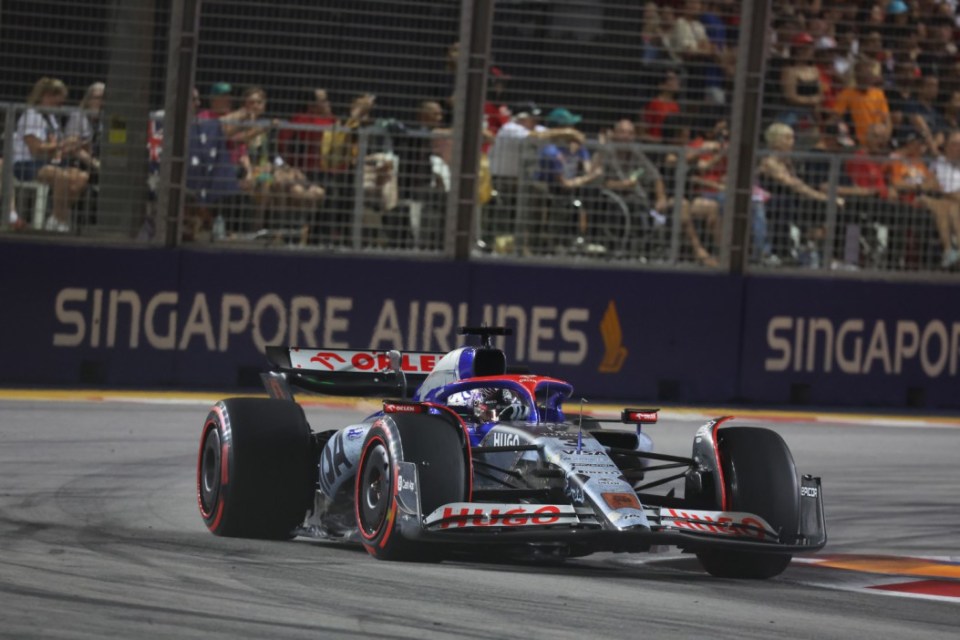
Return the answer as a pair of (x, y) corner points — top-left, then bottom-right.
(3, 101), (959, 277)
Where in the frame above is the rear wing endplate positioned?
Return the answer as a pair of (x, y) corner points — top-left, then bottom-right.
(263, 346), (444, 399)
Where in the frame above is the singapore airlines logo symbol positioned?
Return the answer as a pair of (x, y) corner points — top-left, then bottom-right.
(598, 300), (628, 373)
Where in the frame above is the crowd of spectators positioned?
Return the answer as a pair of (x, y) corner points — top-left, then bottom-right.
(6, 0), (960, 270)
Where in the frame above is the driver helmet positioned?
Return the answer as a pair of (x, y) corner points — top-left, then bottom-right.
(474, 388), (528, 422)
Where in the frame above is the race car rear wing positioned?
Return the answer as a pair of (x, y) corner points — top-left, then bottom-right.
(262, 346), (443, 399)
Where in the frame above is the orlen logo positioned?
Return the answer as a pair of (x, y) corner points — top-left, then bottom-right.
(294, 349), (439, 373)
(439, 505), (561, 528)
(310, 352), (346, 370)
(383, 402), (423, 414)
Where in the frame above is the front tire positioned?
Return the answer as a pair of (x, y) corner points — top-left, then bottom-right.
(198, 398), (313, 539)
(696, 427), (800, 579)
(355, 413), (468, 560)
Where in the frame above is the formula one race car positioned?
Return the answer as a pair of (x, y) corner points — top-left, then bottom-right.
(197, 327), (826, 579)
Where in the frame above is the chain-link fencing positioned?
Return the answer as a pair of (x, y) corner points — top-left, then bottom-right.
(1, 0), (959, 277)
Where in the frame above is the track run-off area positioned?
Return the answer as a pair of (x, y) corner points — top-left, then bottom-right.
(0, 390), (957, 639)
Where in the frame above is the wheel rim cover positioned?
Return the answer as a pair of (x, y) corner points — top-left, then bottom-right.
(200, 428), (221, 514)
(359, 444), (390, 535)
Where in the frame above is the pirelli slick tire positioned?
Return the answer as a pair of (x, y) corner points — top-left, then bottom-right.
(355, 413), (468, 561)
(696, 427), (800, 580)
(198, 398), (313, 539)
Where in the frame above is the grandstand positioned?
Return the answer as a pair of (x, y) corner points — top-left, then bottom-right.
(2, 0), (960, 273)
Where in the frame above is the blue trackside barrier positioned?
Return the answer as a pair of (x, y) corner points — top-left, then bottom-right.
(1, 240), (958, 410)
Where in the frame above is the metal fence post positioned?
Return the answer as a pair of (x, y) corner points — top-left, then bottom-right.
(822, 155), (841, 268)
(158, 0), (201, 247)
(99, 0), (156, 237)
(1, 105), (15, 225)
(723, 0), (771, 273)
(448, 0), (494, 260)
(669, 156), (688, 265)
(352, 126), (369, 250)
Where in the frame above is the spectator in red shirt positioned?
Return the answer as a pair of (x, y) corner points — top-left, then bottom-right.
(640, 69), (681, 142)
(843, 122), (912, 267)
(278, 88), (338, 182)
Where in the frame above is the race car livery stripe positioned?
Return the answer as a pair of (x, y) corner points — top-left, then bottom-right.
(657, 508), (779, 540)
(423, 503), (578, 529)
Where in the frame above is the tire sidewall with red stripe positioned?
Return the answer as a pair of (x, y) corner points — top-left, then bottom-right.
(355, 421), (401, 557)
(198, 404), (233, 534)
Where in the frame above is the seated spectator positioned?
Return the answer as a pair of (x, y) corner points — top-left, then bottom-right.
(278, 88), (337, 181)
(943, 90), (960, 131)
(916, 14), (956, 78)
(536, 107), (604, 252)
(654, 113), (723, 266)
(889, 129), (960, 269)
(886, 61), (919, 144)
(64, 81), (104, 174)
(670, 0), (724, 105)
(881, 1), (913, 52)
(778, 32), (824, 148)
(596, 118), (670, 256)
(396, 100), (450, 250)
(928, 130), (960, 268)
(221, 86), (277, 224)
(813, 44), (840, 113)
(802, 120), (860, 264)
(842, 122), (911, 267)
(222, 87), (323, 237)
(197, 82), (234, 121)
(639, 70), (681, 143)
(483, 67), (512, 149)
(487, 103), (584, 251)
(12, 77), (89, 232)
(904, 75), (948, 154)
(639, 2), (668, 64)
(835, 60), (892, 146)
(758, 122), (842, 267)
(276, 88), (345, 241)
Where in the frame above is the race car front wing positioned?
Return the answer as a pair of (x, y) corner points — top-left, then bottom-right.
(395, 461), (826, 554)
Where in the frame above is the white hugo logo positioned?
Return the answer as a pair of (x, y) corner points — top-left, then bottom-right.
(492, 432), (520, 447)
(765, 316), (960, 378)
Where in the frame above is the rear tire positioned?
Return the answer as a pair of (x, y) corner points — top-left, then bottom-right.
(356, 413), (468, 560)
(696, 427), (800, 579)
(198, 398), (313, 539)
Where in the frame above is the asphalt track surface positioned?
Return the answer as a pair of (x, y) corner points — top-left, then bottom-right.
(1, 392), (958, 639)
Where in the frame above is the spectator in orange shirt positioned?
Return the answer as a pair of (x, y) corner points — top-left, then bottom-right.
(834, 60), (892, 146)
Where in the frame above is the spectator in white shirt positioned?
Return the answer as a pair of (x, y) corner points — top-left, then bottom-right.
(64, 81), (105, 174)
(929, 130), (960, 267)
(12, 77), (89, 232)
